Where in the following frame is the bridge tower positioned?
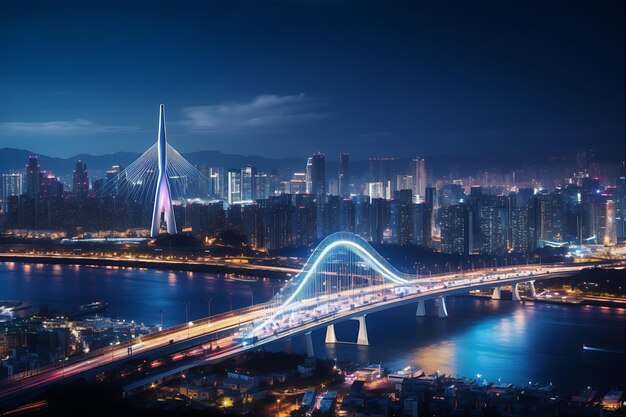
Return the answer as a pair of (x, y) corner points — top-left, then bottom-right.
(150, 104), (178, 237)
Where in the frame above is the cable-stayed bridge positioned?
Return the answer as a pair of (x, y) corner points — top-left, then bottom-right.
(99, 105), (209, 236)
(0, 232), (621, 406)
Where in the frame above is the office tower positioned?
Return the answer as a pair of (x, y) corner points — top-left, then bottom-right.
(411, 157), (426, 203)
(26, 156), (41, 198)
(369, 157), (398, 198)
(439, 204), (473, 255)
(339, 153), (350, 197)
(537, 193), (565, 244)
(241, 165), (256, 202)
(367, 182), (384, 202)
(72, 160), (89, 197)
(39, 173), (64, 198)
(306, 152), (326, 196)
(604, 200), (617, 246)
(289, 173), (307, 194)
(370, 197), (387, 244)
(411, 203), (432, 247)
(339, 198), (355, 233)
(390, 199), (412, 245)
(227, 169), (242, 205)
(150, 105), (177, 237)
(2, 173), (22, 201)
(512, 206), (531, 255)
(478, 205), (509, 255)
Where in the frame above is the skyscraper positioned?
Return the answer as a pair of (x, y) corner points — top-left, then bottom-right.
(369, 157), (398, 198)
(72, 160), (89, 197)
(411, 157), (426, 203)
(306, 152), (326, 196)
(439, 204), (473, 255)
(25, 156), (41, 198)
(339, 153), (350, 197)
(227, 169), (242, 205)
(241, 165), (256, 202)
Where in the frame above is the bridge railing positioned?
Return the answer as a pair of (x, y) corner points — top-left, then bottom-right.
(0, 302), (271, 386)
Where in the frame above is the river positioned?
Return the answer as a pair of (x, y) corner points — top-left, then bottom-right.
(1, 262), (624, 394)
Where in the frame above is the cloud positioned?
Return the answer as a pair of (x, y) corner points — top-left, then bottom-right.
(0, 119), (139, 135)
(181, 94), (329, 131)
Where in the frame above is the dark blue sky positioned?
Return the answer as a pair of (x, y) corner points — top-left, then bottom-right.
(0, 1), (623, 159)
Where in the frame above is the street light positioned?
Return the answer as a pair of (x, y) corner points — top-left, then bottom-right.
(276, 399), (281, 417)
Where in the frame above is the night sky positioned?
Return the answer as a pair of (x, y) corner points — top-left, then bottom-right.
(0, 1), (623, 160)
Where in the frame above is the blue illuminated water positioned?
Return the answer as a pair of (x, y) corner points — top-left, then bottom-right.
(0, 262), (624, 394)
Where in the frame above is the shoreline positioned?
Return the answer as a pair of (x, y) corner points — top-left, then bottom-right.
(0, 253), (293, 279)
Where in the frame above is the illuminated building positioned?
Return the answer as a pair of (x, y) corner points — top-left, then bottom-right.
(411, 157), (426, 203)
(603, 200), (617, 246)
(440, 204), (473, 255)
(227, 169), (242, 205)
(72, 160), (89, 197)
(25, 156), (41, 198)
(339, 153), (350, 197)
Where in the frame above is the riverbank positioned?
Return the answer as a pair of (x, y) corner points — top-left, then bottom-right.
(0, 253), (296, 279)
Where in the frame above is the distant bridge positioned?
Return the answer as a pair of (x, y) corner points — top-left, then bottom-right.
(1, 232), (620, 408)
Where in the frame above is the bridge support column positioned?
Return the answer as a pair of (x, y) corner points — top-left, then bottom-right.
(284, 338), (292, 353)
(355, 316), (369, 346)
(325, 324), (337, 344)
(529, 280), (537, 298)
(491, 287), (502, 300)
(303, 332), (315, 358)
(416, 300), (426, 317)
(512, 283), (521, 302)
(438, 297), (448, 318)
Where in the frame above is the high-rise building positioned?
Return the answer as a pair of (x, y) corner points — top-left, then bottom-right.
(39, 172), (64, 199)
(72, 160), (89, 197)
(306, 152), (326, 196)
(241, 165), (256, 202)
(538, 193), (565, 244)
(369, 157), (398, 198)
(511, 206), (531, 256)
(227, 169), (242, 205)
(339, 153), (350, 197)
(2, 173), (22, 202)
(25, 156), (41, 198)
(604, 200), (617, 246)
(439, 204), (473, 255)
(411, 157), (426, 203)
(478, 205), (509, 255)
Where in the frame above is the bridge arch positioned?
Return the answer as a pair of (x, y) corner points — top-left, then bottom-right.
(247, 232), (416, 338)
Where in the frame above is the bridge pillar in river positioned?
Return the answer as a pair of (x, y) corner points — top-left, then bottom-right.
(438, 297), (448, 318)
(325, 324), (337, 344)
(529, 280), (537, 298)
(512, 283), (521, 302)
(416, 300), (426, 317)
(491, 287), (502, 300)
(303, 332), (315, 358)
(284, 337), (292, 353)
(355, 316), (369, 346)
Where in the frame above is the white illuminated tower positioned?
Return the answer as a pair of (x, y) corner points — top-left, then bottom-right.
(150, 104), (178, 237)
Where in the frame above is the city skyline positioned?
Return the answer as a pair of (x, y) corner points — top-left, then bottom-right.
(0, 1), (624, 159)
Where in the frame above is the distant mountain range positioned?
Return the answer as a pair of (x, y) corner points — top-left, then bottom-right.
(0, 147), (615, 180)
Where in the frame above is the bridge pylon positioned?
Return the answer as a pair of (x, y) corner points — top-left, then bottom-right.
(491, 287), (502, 300)
(512, 283), (521, 301)
(438, 297), (448, 318)
(416, 300), (426, 317)
(325, 324), (337, 344)
(355, 316), (369, 346)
